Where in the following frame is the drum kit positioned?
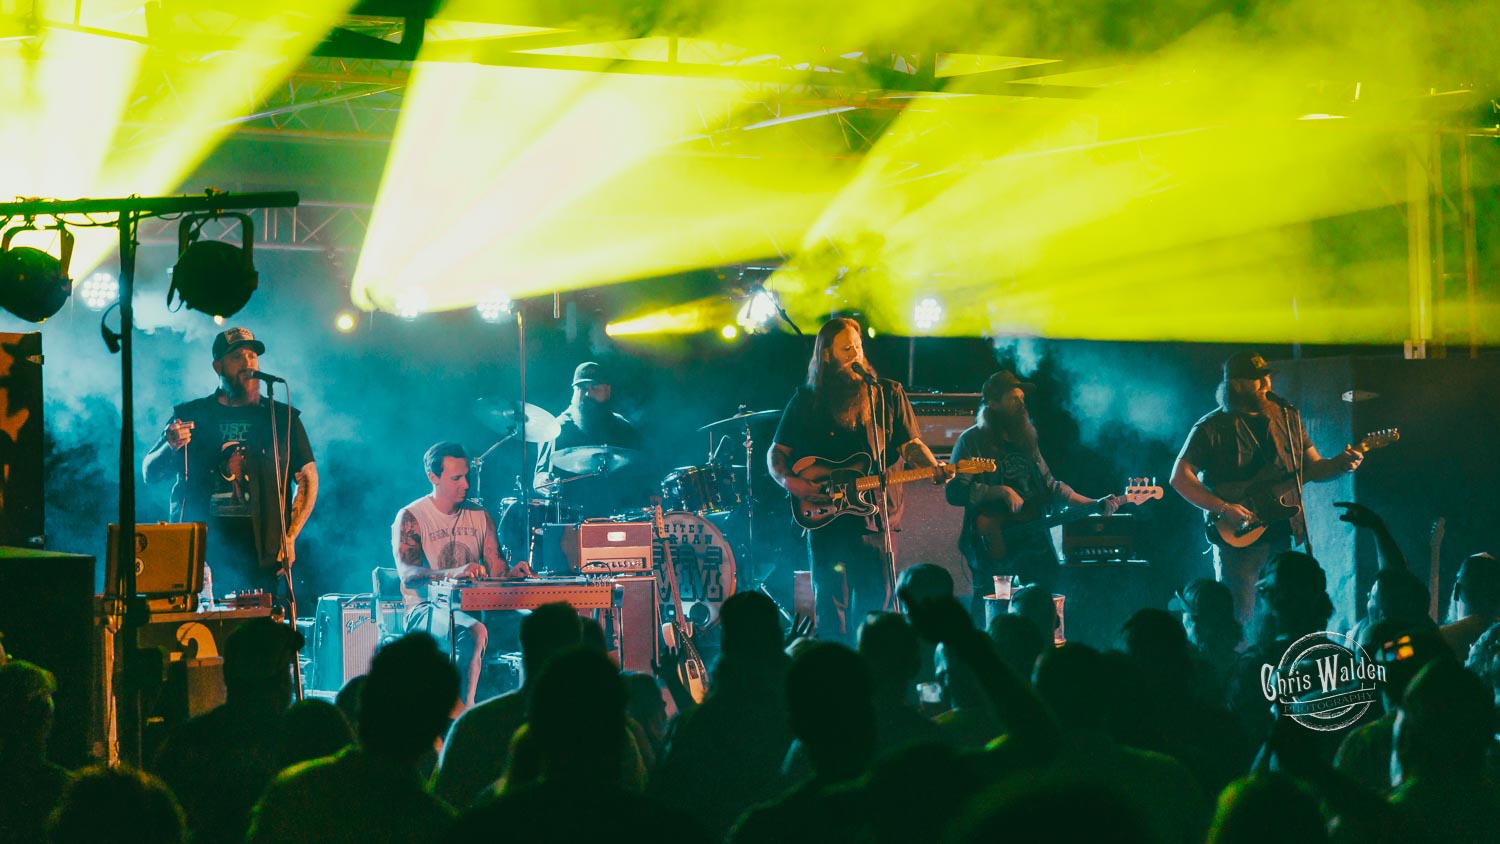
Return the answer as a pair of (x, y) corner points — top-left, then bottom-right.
(473, 397), (785, 625)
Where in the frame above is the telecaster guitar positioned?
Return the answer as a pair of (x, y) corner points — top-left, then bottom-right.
(1206, 427), (1399, 548)
(973, 479), (1163, 563)
(655, 503), (708, 704)
(790, 454), (996, 530)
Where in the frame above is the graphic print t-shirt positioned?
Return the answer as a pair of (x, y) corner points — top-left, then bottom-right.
(392, 497), (491, 602)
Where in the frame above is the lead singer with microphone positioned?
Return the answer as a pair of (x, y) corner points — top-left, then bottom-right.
(769, 317), (953, 642)
(1171, 350), (1362, 626)
(144, 327), (318, 597)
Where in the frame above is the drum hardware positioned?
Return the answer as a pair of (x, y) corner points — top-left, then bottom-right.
(550, 444), (639, 475)
(473, 398), (563, 443)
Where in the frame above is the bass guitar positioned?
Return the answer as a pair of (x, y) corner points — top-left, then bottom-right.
(972, 479), (1164, 563)
(655, 503), (708, 704)
(789, 454), (996, 530)
(1206, 427), (1399, 548)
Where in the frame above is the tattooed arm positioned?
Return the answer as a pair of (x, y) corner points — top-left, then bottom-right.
(277, 462), (319, 566)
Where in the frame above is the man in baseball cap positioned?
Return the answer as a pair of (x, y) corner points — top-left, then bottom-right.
(143, 326), (318, 598)
(534, 360), (643, 519)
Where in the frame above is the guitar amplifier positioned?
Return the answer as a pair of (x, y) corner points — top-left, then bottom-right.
(544, 521), (654, 574)
(106, 522), (206, 612)
(910, 393), (980, 458)
(1062, 515), (1138, 563)
(311, 594), (378, 692)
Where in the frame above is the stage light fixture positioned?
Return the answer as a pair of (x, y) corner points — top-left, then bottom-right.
(335, 312), (356, 332)
(736, 288), (781, 334)
(867, 326), (877, 338)
(168, 213), (258, 318)
(913, 297), (943, 333)
(0, 221), (74, 322)
(79, 271), (119, 311)
(720, 324), (739, 340)
(476, 294), (512, 323)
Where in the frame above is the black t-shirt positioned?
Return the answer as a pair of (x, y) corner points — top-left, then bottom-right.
(1178, 403), (1308, 542)
(152, 392), (314, 568)
(772, 380), (920, 530)
(536, 405), (647, 518)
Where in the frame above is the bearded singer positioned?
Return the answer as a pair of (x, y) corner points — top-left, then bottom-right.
(768, 317), (953, 642)
(946, 370), (1119, 618)
(1171, 351), (1363, 625)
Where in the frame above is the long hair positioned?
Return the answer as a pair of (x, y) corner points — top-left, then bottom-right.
(804, 317), (871, 428)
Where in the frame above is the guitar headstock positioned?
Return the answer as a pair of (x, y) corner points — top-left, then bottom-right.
(652, 501), (666, 540)
(1359, 428), (1400, 452)
(1120, 477), (1164, 505)
(954, 458), (997, 474)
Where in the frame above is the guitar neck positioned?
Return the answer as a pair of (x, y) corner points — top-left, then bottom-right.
(852, 466), (936, 492)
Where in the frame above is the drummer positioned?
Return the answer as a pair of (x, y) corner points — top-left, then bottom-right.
(534, 362), (648, 518)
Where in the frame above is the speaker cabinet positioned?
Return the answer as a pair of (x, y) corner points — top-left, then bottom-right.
(611, 575), (659, 673)
(0, 548), (96, 766)
(311, 594), (377, 692)
(896, 478), (973, 597)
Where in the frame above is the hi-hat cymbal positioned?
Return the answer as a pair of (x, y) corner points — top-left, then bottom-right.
(474, 398), (562, 443)
(551, 445), (639, 474)
(698, 408), (781, 432)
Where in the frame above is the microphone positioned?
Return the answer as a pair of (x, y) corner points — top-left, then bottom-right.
(850, 361), (878, 385)
(1265, 390), (1291, 407)
(249, 370), (287, 384)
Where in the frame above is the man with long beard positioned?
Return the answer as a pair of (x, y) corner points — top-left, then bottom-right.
(535, 362), (645, 518)
(1172, 351), (1363, 625)
(768, 317), (953, 642)
(947, 370), (1118, 619)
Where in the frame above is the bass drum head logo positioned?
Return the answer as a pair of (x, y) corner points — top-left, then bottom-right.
(1262, 631), (1385, 732)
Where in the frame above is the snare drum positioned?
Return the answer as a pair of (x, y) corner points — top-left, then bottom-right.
(660, 464), (742, 514)
(653, 510), (737, 625)
(497, 497), (579, 561)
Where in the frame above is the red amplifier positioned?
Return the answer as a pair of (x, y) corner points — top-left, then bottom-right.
(547, 520), (653, 574)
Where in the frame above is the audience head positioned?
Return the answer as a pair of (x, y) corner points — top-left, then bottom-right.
(49, 765), (185, 844)
(1394, 660), (1494, 782)
(357, 633), (459, 761)
(986, 613), (1045, 681)
(527, 646), (626, 782)
(622, 671), (668, 738)
(786, 642), (875, 779)
(1207, 773), (1327, 844)
(953, 776), (1153, 844)
(519, 602), (584, 683)
(1119, 609), (1193, 693)
(718, 590), (784, 658)
(1464, 621), (1500, 702)
(1366, 568), (1432, 630)
(1454, 553), (1500, 619)
(1033, 644), (1107, 731)
(895, 564), (954, 612)
(1171, 578), (1242, 651)
(1368, 622), (1452, 707)
(335, 674), (366, 725)
(0, 659), (56, 758)
(277, 698), (354, 769)
(222, 617), (304, 707)
(1008, 585), (1058, 643)
(857, 612), (922, 697)
(1252, 551), (1333, 642)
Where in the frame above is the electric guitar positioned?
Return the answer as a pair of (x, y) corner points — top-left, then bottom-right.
(789, 454), (996, 530)
(1206, 427), (1399, 548)
(972, 479), (1164, 563)
(655, 503), (708, 704)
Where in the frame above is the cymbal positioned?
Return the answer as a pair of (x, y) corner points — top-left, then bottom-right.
(698, 408), (781, 432)
(551, 445), (639, 474)
(474, 398), (562, 443)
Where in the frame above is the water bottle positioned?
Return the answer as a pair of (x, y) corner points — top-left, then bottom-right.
(199, 562), (215, 611)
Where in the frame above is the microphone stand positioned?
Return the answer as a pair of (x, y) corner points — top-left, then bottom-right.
(866, 376), (899, 612)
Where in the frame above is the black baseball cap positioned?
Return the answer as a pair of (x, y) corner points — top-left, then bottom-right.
(1256, 550), (1327, 594)
(981, 370), (1034, 403)
(1224, 350), (1272, 381)
(211, 327), (266, 361)
(572, 361), (608, 387)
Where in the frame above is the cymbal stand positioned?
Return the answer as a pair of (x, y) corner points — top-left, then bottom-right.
(472, 431), (517, 508)
(739, 415), (792, 622)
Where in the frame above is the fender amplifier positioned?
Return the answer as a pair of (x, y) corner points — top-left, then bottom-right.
(106, 522), (206, 612)
(311, 594), (377, 692)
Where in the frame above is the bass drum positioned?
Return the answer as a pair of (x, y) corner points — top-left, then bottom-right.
(653, 510), (736, 627)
